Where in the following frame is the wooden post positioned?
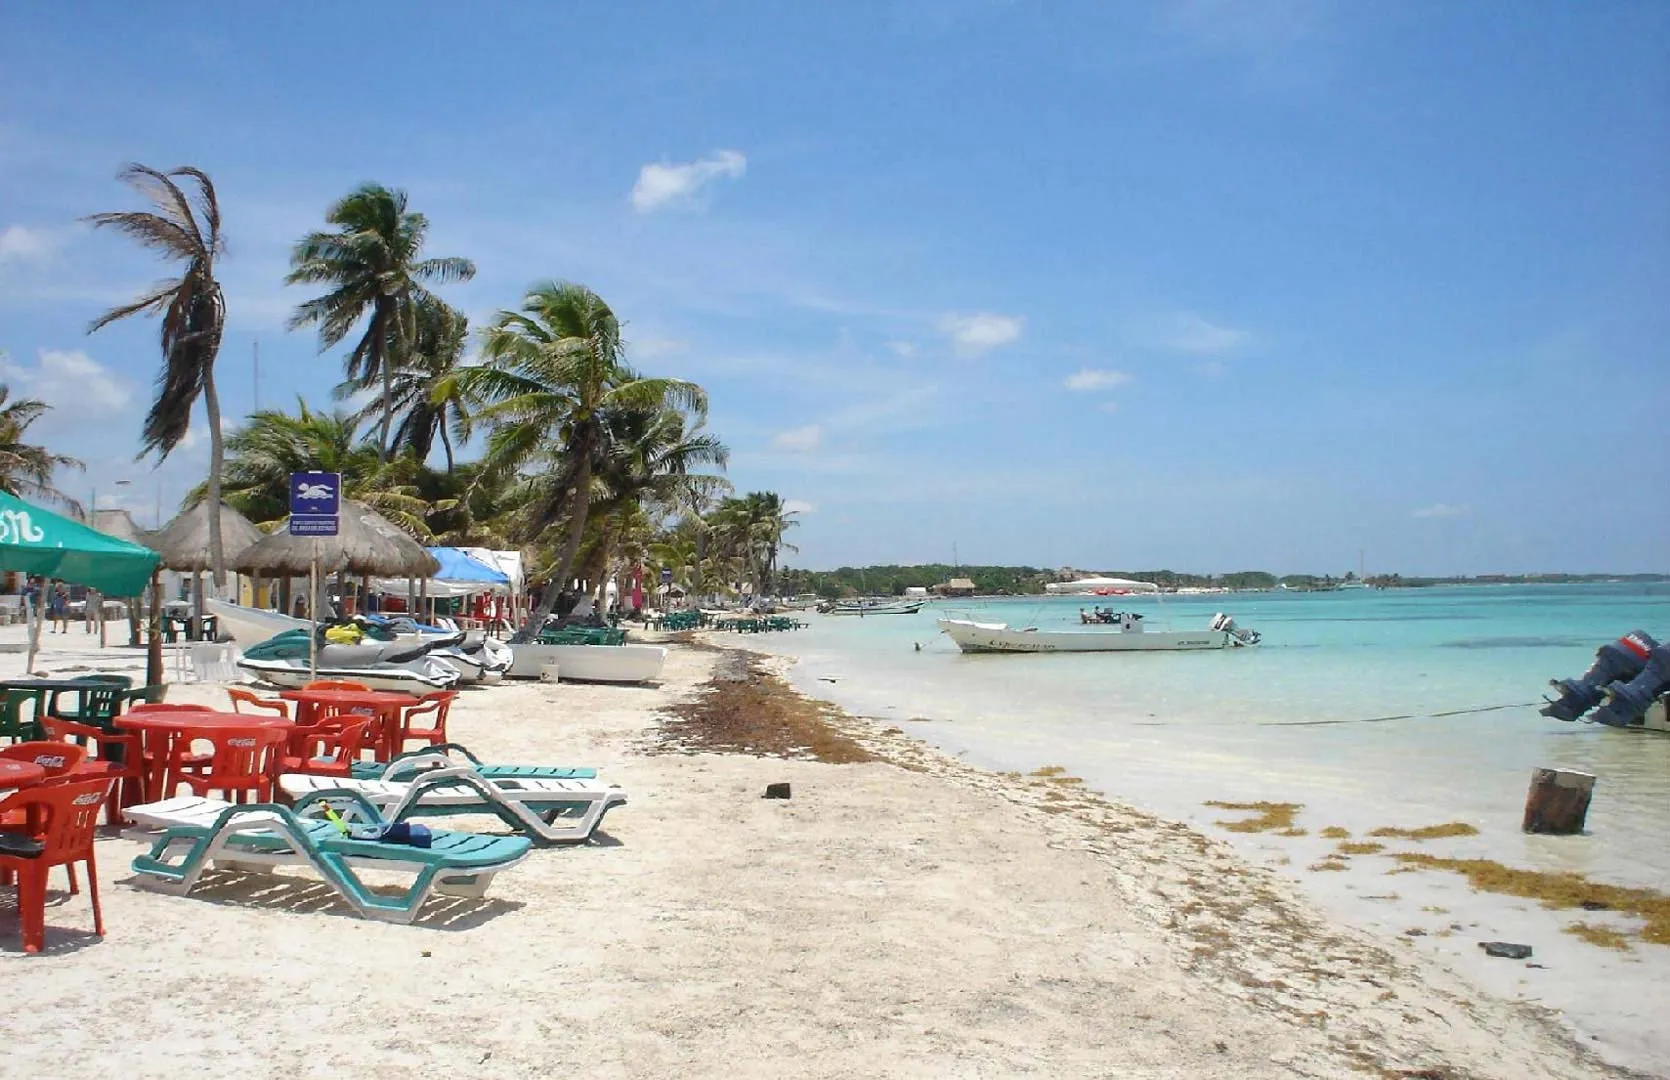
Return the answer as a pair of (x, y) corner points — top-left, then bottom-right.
(1522, 768), (1595, 834)
(146, 568), (164, 688)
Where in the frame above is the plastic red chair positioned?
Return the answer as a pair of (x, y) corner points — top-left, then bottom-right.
(227, 688), (290, 719)
(0, 776), (110, 953)
(396, 691), (456, 753)
(0, 741), (88, 779)
(278, 717), (370, 778)
(170, 727), (289, 804)
(38, 717), (143, 826)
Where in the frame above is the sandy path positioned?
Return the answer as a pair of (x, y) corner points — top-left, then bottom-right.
(0, 634), (1643, 1079)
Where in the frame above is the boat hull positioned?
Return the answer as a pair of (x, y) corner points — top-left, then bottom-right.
(505, 643), (668, 683)
(207, 599), (309, 645)
(823, 601), (925, 616)
(938, 619), (1241, 653)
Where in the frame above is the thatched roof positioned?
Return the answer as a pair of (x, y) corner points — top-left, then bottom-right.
(91, 508), (155, 549)
(231, 500), (440, 578)
(150, 501), (266, 572)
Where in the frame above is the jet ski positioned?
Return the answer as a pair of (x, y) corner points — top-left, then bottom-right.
(236, 628), (462, 693)
(355, 615), (512, 683)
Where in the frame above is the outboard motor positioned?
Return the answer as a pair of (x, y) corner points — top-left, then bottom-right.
(1588, 642), (1670, 728)
(1210, 613), (1260, 646)
(1540, 631), (1657, 721)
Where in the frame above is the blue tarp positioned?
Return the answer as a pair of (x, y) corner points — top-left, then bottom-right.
(427, 547), (511, 586)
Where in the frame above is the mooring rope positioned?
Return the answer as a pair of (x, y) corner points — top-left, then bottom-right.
(1259, 701), (1541, 727)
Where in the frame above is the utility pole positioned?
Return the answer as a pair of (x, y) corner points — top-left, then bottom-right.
(253, 340), (261, 412)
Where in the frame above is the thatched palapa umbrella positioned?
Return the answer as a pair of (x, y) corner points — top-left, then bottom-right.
(233, 501), (438, 634)
(149, 501), (267, 685)
(232, 500), (439, 580)
(91, 508), (157, 650)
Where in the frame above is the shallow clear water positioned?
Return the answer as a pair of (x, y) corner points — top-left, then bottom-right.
(753, 584), (1670, 878)
(740, 583), (1670, 1066)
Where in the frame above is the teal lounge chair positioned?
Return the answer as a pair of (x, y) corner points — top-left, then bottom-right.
(278, 767), (626, 846)
(348, 742), (597, 782)
(125, 792), (531, 923)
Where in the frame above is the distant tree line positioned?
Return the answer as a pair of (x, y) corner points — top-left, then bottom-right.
(774, 566), (1667, 598)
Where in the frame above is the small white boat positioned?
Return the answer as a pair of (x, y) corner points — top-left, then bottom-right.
(820, 598), (925, 616)
(208, 599), (307, 644)
(505, 643), (668, 684)
(939, 612), (1260, 653)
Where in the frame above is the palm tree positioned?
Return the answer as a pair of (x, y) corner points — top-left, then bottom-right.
(190, 400), (428, 533)
(343, 297), (472, 470)
(286, 184), (475, 463)
(462, 281), (707, 641)
(710, 491), (799, 597)
(85, 163), (229, 581)
(0, 380), (83, 509)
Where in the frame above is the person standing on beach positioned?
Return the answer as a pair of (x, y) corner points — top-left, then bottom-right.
(48, 582), (69, 633)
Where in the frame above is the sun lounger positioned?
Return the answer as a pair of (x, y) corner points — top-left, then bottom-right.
(348, 742), (597, 782)
(124, 791), (531, 922)
(278, 766), (626, 846)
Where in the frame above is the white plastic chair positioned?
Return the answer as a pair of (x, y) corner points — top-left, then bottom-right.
(177, 643), (241, 683)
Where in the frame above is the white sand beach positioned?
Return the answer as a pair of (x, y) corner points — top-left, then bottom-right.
(0, 627), (1643, 1079)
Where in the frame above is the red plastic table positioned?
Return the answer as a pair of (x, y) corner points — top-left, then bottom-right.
(276, 689), (418, 763)
(0, 760), (46, 790)
(114, 711), (291, 803)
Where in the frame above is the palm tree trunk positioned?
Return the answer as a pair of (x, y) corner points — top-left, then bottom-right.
(204, 364), (227, 589)
(512, 454), (593, 643)
(439, 423), (454, 473)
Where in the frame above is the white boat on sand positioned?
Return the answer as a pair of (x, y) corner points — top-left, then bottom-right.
(506, 643), (667, 684)
(820, 598), (925, 616)
(939, 612), (1260, 653)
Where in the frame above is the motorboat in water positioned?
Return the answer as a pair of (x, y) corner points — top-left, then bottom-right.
(505, 642), (668, 684)
(1540, 631), (1670, 732)
(939, 612), (1261, 653)
(235, 629), (462, 693)
(818, 598), (925, 616)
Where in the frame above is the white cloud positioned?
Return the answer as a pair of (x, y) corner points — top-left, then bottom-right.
(1063, 368), (1131, 392)
(0, 348), (133, 415)
(782, 499), (817, 515)
(885, 340), (918, 358)
(771, 424), (823, 452)
(0, 224), (59, 264)
(1412, 503), (1470, 519)
(938, 312), (1023, 355)
(1159, 312), (1250, 355)
(631, 150), (747, 213)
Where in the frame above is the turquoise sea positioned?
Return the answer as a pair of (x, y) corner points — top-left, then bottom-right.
(741, 583), (1670, 1069)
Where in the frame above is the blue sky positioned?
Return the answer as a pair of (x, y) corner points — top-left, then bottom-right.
(2, 1), (1666, 575)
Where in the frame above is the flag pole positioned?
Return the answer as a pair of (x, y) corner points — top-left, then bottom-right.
(309, 538), (319, 682)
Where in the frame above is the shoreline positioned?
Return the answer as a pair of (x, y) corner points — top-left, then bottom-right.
(698, 628), (1670, 1078)
(1, 626), (1650, 1078)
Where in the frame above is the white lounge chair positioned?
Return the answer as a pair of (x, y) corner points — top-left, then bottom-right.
(124, 792), (532, 922)
(277, 766), (626, 846)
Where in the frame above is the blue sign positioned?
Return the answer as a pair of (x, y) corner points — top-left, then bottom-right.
(289, 471), (341, 517)
(288, 515), (339, 537)
(661, 568), (673, 584)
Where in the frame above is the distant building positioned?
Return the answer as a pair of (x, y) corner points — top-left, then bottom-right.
(934, 577), (977, 597)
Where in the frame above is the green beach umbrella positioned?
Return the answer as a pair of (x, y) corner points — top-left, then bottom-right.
(0, 490), (161, 595)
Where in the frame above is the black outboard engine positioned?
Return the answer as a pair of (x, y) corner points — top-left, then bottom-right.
(1588, 642), (1670, 728)
(1540, 630), (1657, 721)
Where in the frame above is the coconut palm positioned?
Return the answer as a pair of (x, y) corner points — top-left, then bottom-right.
(286, 184), (475, 463)
(84, 163), (229, 580)
(462, 281), (707, 640)
(342, 297), (472, 470)
(0, 381), (83, 509)
(190, 400), (428, 533)
(710, 491), (799, 597)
